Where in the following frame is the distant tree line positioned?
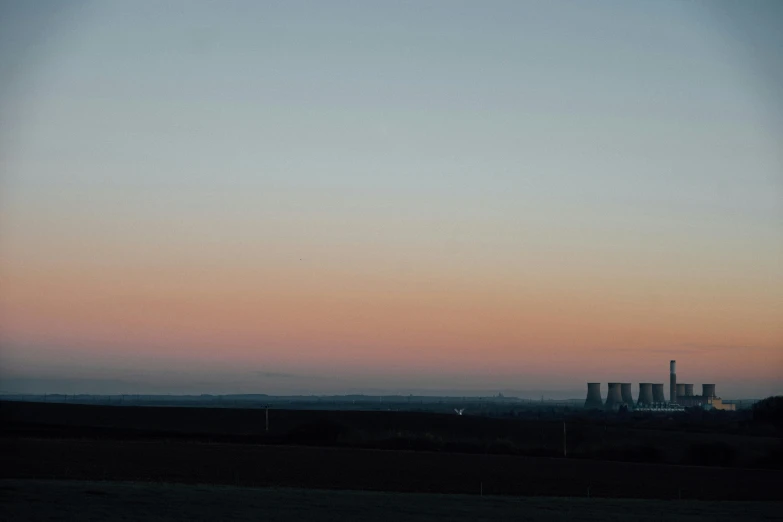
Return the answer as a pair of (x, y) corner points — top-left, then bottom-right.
(752, 396), (783, 425)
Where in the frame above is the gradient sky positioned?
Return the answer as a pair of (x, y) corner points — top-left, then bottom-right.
(1, 1), (781, 398)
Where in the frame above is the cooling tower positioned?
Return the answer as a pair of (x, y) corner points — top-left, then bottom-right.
(637, 383), (654, 406)
(670, 360), (677, 403)
(605, 383), (623, 410)
(685, 384), (694, 397)
(676, 383), (686, 398)
(620, 383), (634, 409)
(584, 383), (603, 409)
(702, 384), (716, 398)
(652, 383), (665, 403)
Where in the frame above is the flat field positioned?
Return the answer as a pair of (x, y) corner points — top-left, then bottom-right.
(1, 438), (781, 501)
(2, 401), (779, 468)
(2, 479), (781, 522)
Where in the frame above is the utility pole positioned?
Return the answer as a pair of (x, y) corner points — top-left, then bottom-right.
(563, 421), (567, 457)
(265, 406), (269, 432)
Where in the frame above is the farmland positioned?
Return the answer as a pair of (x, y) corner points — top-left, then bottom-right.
(1, 400), (781, 506)
(2, 435), (782, 501)
(2, 401), (780, 469)
(2, 480), (781, 522)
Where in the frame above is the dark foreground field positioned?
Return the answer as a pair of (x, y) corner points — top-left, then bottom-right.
(2, 438), (781, 501)
(1, 480), (780, 522)
(3, 401), (780, 468)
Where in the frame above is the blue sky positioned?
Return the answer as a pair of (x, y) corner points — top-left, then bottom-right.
(0, 1), (781, 397)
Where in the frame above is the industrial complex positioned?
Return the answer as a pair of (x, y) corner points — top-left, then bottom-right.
(585, 360), (735, 412)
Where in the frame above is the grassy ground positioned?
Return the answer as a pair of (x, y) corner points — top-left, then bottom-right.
(4, 401), (779, 468)
(1, 480), (781, 522)
(4, 438), (782, 500)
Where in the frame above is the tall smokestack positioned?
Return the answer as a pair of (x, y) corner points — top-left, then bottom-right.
(638, 383), (654, 406)
(584, 383), (603, 409)
(670, 360), (677, 403)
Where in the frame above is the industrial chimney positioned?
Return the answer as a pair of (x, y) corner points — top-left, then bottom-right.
(621, 383), (634, 409)
(702, 384), (716, 398)
(652, 383), (665, 403)
(584, 383), (603, 409)
(637, 383), (654, 406)
(684, 384), (694, 397)
(605, 383), (623, 410)
(670, 360), (677, 403)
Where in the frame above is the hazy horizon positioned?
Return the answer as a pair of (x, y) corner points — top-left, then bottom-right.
(1, 351), (777, 399)
(1, 1), (781, 399)
(0, 378), (772, 401)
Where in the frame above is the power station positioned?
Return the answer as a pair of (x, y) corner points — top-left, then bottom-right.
(584, 360), (735, 411)
(585, 383), (602, 409)
(638, 383), (653, 405)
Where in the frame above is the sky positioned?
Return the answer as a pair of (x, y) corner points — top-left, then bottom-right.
(0, 0), (781, 398)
